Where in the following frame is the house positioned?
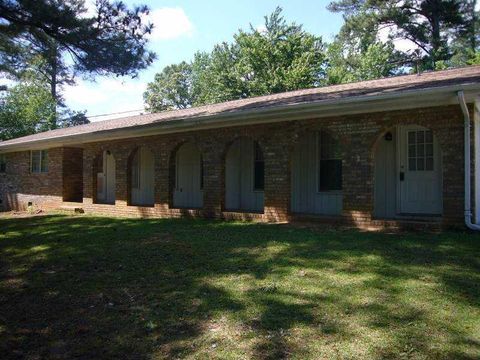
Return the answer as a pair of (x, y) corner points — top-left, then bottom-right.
(1, 66), (480, 230)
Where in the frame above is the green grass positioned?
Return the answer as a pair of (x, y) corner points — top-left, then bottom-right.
(0, 214), (479, 359)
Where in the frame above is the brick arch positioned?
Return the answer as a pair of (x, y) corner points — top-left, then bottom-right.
(289, 126), (344, 217)
(289, 125), (345, 161)
(371, 123), (444, 219)
(168, 140), (204, 209)
(92, 149), (116, 204)
(221, 136), (265, 213)
(370, 122), (445, 157)
(126, 146), (156, 206)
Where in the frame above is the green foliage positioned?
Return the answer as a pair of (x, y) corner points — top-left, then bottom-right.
(328, 0), (477, 69)
(0, 0), (156, 123)
(144, 62), (194, 111)
(326, 38), (402, 84)
(0, 83), (56, 140)
(144, 7), (326, 110)
(468, 52), (480, 65)
(0, 0), (155, 80)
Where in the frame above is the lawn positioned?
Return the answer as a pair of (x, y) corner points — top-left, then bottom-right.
(0, 215), (479, 359)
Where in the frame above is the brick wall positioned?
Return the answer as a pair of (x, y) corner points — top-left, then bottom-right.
(63, 147), (83, 202)
(0, 104), (471, 228)
(0, 148), (64, 211)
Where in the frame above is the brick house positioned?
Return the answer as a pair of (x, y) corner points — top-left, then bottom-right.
(1, 66), (480, 230)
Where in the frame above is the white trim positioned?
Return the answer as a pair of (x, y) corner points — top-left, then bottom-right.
(30, 149), (48, 173)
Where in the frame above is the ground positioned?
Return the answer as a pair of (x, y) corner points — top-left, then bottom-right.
(0, 214), (479, 360)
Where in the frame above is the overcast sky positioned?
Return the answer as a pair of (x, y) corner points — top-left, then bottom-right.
(64, 0), (345, 121)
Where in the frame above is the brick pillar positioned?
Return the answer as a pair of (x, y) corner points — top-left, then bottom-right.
(114, 148), (128, 207)
(202, 142), (223, 218)
(82, 147), (95, 205)
(342, 134), (373, 225)
(155, 142), (170, 213)
(263, 138), (290, 222)
(437, 122), (465, 224)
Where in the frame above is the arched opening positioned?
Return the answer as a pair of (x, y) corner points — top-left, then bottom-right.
(225, 137), (264, 212)
(129, 147), (155, 207)
(172, 142), (203, 209)
(374, 125), (442, 218)
(95, 150), (116, 204)
(291, 130), (342, 215)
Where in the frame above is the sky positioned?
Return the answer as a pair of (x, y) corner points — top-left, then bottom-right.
(63, 0), (345, 122)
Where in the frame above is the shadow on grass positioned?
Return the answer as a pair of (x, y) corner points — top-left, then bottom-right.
(0, 215), (479, 359)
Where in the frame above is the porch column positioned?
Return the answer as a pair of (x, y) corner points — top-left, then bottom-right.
(82, 147), (96, 205)
(201, 143), (223, 218)
(154, 142), (170, 214)
(342, 134), (374, 225)
(263, 137), (290, 222)
(115, 147), (129, 207)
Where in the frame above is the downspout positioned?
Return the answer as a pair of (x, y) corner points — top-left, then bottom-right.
(458, 91), (480, 230)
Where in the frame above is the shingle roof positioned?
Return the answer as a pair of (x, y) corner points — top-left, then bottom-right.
(1, 65), (480, 148)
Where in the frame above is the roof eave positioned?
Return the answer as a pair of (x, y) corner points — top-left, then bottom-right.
(1, 83), (479, 153)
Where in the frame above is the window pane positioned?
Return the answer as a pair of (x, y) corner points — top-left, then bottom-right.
(40, 150), (48, 172)
(426, 144), (433, 157)
(417, 144), (425, 158)
(254, 142), (264, 161)
(0, 155), (5, 173)
(409, 158), (416, 171)
(319, 159), (342, 191)
(31, 151), (40, 173)
(425, 130), (433, 143)
(417, 158), (425, 171)
(131, 153), (140, 189)
(320, 131), (341, 160)
(200, 155), (204, 190)
(426, 157), (434, 171)
(254, 161), (264, 190)
(408, 131), (416, 145)
(416, 131), (425, 144)
(408, 145), (416, 157)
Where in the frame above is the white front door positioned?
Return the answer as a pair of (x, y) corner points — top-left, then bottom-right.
(397, 126), (442, 215)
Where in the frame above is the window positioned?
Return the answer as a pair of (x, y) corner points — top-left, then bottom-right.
(253, 142), (264, 191)
(200, 155), (204, 190)
(0, 154), (5, 173)
(31, 150), (48, 173)
(318, 131), (342, 191)
(131, 152), (140, 189)
(408, 130), (434, 171)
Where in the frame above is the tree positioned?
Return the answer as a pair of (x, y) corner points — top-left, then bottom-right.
(144, 7), (327, 110)
(144, 62), (194, 112)
(0, 83), (56, 140)
(0, 0), (155, 124)
(328, 0), (473, 69)
(326, 35), (403, 84)
(233, 7), (326, 94)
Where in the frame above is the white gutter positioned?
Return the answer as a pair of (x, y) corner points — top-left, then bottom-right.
(458, 91), (480, 231)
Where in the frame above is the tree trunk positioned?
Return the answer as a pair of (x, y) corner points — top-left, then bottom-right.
(430, 7), (441, 68)
(49, 42), (58, 129)
(471, 0), (477, 52)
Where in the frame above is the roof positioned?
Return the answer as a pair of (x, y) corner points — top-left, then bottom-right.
(1, 65), (480, 151)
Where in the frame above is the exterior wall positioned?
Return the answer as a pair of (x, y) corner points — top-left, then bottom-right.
(0, 104), (471, 229)
(0, 148), (64, 211)
(63, 147), (83, 202)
